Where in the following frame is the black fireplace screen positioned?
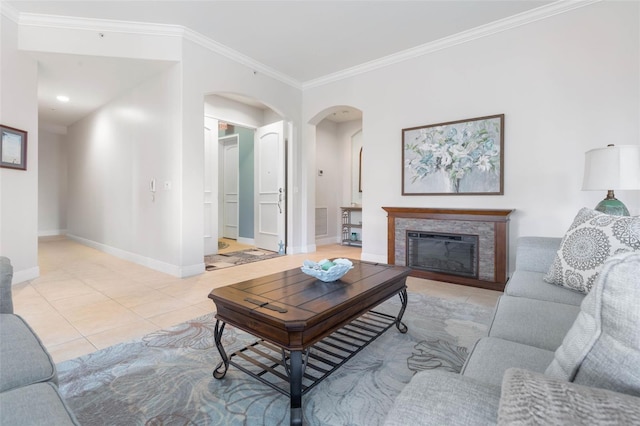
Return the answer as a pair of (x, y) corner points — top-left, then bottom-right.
(406, 231), (478, 278)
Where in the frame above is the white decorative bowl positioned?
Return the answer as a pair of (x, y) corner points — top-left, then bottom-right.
(301, 258), (354, 282)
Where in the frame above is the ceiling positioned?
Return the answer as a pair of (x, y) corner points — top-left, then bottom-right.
(6, 0), (553, 127)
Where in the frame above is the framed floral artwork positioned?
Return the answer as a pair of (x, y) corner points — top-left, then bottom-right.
(402, 114), (504, 195)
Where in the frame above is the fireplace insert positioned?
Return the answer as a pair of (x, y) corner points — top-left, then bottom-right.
(406, 231), (478, 278)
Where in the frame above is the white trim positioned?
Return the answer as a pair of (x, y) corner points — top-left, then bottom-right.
(303, 0), (602, 89)
(183, 28), (300, 89)
(297, 244), (316, 254)
(180, 262), (206, 278)
(12, 266), (40, 285)
(9, 1), (600, 90)
(67, 234), (204, 278)
(18, 12), (185, 37)
(38, 229), (67, 237)
(237, 237), (255, 246)
(0, 2), (20, 23)
(17, 12), (301, 89)
(315, 236), (340, 246)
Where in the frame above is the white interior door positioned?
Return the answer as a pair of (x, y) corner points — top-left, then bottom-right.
(254, 121), (285, 252)
(221, 135), (239, 239)
(203, 123), (217, 255)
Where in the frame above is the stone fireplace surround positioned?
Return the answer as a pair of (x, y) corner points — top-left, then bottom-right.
(382, 207), (514, 291)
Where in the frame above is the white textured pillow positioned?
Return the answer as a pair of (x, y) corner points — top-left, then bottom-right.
(543, 208), (640, 293)
(545, 252), (640, 396)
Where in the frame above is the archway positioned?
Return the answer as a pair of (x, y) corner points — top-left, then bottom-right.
(203, 93), (289, 255)
(308, 106), (363, 248)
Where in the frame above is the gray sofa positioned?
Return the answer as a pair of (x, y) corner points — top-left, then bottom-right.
(385, 237), (640, 425)
(0, 257), (79, 425)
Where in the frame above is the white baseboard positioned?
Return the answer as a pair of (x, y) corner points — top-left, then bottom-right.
(38, 229), (67, 237)
(237, 237), (255, 246)
(12, 266), (40, 285)
(66, 234), (204, 278)
(315, 236), (340, 246)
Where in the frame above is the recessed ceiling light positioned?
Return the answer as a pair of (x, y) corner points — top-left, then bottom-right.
(56, 95), (70, 102)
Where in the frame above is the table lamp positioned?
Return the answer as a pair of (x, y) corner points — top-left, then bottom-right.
(582, 144), (640, 216)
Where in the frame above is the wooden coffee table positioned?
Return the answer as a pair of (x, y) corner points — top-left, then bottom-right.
(208, 260), (410, 425)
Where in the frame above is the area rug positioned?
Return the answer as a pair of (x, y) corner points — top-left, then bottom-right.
(57, 292), (492, 425)
(204, 249), (280, 271)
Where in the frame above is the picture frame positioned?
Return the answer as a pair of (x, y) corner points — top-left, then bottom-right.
(1, 125), (28, 171)
(402, 114), (504, 195)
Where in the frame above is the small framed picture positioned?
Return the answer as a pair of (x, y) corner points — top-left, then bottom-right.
(1, 125), (28, 171)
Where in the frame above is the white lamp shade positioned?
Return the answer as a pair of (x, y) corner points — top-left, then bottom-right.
(582, 145), (640, 191)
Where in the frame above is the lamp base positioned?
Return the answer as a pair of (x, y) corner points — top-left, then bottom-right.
(594, 190), (630, 216)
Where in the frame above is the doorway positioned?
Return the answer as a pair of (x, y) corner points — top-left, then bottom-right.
(219, 134), (239, 240)
(204, 92), (288, 256)
(310, 106), (363, 247)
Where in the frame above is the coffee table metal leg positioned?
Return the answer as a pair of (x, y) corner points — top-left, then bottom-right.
(288, 350), (303, 426)
(395, 288), (408, 333)
(213, 320), (229, 379)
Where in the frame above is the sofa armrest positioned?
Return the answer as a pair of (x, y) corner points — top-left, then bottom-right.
(514, 237), (561, 273)
(498, 368), (640, 425)
(384, 370), (501, 426)
(0, 256), (13, 314)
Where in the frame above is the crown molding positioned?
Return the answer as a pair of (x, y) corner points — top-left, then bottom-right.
(18, 12), (185, 37)
(0, 2), (20, 23)
(16, 12), (302, 90)
(302, 0), (602, 89)
(9, 0), (600, 91)
(181, 28), (301, 89)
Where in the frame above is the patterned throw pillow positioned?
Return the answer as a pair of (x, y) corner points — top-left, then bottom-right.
(543, 207), (640, 293)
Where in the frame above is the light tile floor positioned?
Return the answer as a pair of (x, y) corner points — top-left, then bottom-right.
(13, 236), (502, 364)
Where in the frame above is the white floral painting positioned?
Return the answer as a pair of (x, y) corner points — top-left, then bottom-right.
(402, 114), (504, 195)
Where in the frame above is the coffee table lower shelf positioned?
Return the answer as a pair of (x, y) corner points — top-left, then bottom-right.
(215, 309), (404, 399)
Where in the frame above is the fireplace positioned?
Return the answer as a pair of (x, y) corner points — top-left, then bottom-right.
(407, 231), (478, 278)
(382, 207), (514, 291)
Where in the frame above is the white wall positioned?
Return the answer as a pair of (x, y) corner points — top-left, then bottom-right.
(180, 38), (303, 265)
(38, 127), (67, 236)
(0, 15), (40, 283)
(65, 64), (184, 275)
(303, 1), (640, 269)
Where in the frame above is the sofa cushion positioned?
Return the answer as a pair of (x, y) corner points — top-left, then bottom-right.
(488, 295), (580, 351)
(498, 368), (640, 425)
(0, 382), (79, 425)
(543, 207), (640, 294)
(384, 370), (501, 426)
(0, 314), (57, 392)
(505, 270), (584, 306)
(461, 337), (555, 388)
(514, 236), (562, 273)
(545, 252), (640, 397)
(0, 256), (13, 314)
